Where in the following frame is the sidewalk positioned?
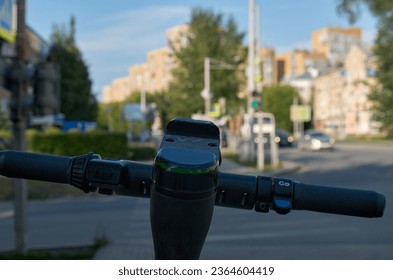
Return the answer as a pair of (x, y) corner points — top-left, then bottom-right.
(93, 158), (301, 260)
(219, 157), (301, 176)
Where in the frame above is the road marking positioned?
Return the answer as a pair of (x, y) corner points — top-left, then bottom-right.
(205, 227), (355, 243)
(0, 210), (14, 219)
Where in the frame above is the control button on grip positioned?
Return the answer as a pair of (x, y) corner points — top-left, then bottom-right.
(271, 177), (293, 215)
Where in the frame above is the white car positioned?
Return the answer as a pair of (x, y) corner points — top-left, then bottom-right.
(298, 130), (335, 151)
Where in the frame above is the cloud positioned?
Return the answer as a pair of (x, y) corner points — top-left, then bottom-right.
(78, 5), (190, 54)
(76, 5), (190, 96)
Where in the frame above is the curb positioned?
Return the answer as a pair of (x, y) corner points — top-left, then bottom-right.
(219, 158), (302, 177)
(268, 162), (302, 177)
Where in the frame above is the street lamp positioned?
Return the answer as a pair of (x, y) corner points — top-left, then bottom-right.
(201, 57), (237, 116)
(201, 57), (212, 115)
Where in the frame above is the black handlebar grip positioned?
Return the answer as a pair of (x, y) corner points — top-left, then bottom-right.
(0, 150), (73, 184)
(292, 182), (385, 218)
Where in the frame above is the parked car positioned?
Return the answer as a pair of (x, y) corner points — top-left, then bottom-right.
(275, 129), (294, 147)
(298, 130), (335, 151)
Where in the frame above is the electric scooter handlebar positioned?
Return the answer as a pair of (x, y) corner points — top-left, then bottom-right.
(292, 182), (385, 218)
(0, 150), (73, 184)
(0, 150), (385, 218)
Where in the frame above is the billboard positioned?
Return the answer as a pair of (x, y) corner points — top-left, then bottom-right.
(124, 103), (143, 121)
(0, 0), (14, 43)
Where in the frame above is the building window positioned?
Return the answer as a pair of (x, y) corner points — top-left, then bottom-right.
(367, 68), (376, 77)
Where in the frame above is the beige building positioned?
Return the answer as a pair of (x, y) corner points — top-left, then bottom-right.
(277, 49), (326, 105)
(276, 26), (361, 87)
(128, 63), (148, 94)
(276, 26), (369, 134)
(313, 44), (378, 138)
(166, 24), (189, 51)
(102, 77), (130, 103)
(275, 49), (327, 83)
(102, 25), (189, 103)
(276, 50), (309, 82)
(146, 47), (173, 93)
(312, 26), (362, 65)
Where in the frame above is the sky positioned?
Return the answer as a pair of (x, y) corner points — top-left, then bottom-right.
(26, 0), (377, 101)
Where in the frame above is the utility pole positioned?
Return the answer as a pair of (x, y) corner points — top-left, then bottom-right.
(13, 0), (28, 254)
(141, 72), (147, 131)
(203, 57), (211, 116)
(202, 57), (237, 118)
(245, 0), (256, 161)
(255, 4), (265, 170)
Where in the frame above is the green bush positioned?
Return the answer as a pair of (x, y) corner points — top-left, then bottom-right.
(29, 132), (156, 160)
(127, 146), (157, 160)
(0, 129), (12, 140)
(43, 127), (63, 135)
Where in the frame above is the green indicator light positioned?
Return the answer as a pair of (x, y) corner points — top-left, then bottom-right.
(251, 100), (259, 108)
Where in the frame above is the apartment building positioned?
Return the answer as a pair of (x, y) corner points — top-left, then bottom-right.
(312, 26), (362, 65)
(273, 25), (366, 127)
(276, 50), (308, 82)
(313, 44), (378, 138)
(102, 77), (130, 103)
(146, 47), (173, 93)
(277, 49), (327, 104)
(275, 49), (328, 83)
(128, 63), (148, 94)
(102, 25), (189, 103)
(274, 26), (361, 86)
(166, 24), (189, 51)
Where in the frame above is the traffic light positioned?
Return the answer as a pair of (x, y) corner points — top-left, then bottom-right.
(5, 62), (34, 123)
(251, 91), (261, 110)
(33, 62), (61, 116)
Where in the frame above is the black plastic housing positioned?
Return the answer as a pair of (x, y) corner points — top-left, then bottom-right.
(150, 118), (220, 259)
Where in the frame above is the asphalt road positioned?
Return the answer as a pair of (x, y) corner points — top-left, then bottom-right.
(0, 142), (392, 259)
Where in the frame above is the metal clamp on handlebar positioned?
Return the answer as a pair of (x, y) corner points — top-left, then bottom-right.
(254, 176), (294, 215)
(254, 176), (272, 213)
(70, 152), (99, 193)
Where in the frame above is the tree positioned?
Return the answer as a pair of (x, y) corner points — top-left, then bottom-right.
(337, 0), (393, 136)
(262, 85), (298, 132)
(0, 112), (10, 131)
(96, 102), (128, 132)
(164, 8), (247, 120)
(49, 16), (98, 121)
